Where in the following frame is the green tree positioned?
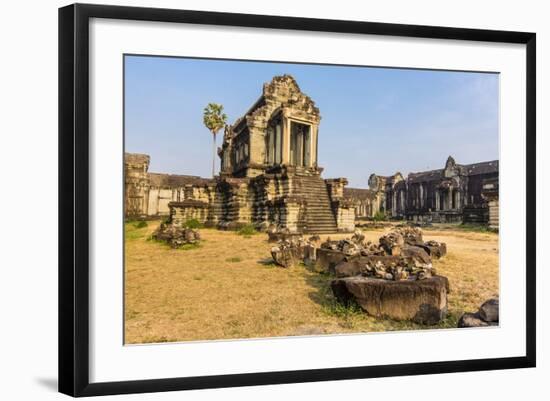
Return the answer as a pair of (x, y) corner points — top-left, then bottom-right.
(202, 103), (227, 178)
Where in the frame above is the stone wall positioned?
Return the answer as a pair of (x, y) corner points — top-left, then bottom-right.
(482, 177), (499, 230)
(125, 153), (150, 217)
(124, 153), (215, 219)
(369, 156), (499, 225)
(165, 166), (354, 234)
(169, 200), (210, 225)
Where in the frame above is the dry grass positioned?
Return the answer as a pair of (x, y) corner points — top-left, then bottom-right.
(124, 221), (499, 344)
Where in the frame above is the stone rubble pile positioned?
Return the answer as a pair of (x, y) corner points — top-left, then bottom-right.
(316, 227), (445, 281)
(457, 298), (499, 328)
(270, 226), (446, 282)
(269, 225), (449, 324)
(152, 222), (201, 249)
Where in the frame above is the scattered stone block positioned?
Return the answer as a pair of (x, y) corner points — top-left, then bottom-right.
(401, 246), (432, 269)
(315, 248), (347, 274)
(458, 312), (494, 328)
(417, 240), (447, 259)
(308, 235), (322, 248)
(479, 298), (499, 323)
(271, 243), (302, 268)
(457, 298), (499, 328)
(331, 275), (449, 324)
(379, 231), (404, 255)
(394, 225), (424, 246)
(303, 244), (317, 266)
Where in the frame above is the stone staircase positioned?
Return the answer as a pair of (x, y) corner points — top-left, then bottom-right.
(292, 173), (338, 234)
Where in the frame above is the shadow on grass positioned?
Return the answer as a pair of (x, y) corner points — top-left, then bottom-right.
(257, 257), (277, 266)
(303, 273), (332, 306)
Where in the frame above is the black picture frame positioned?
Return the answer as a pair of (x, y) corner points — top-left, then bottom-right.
(59, 3), (536, 397)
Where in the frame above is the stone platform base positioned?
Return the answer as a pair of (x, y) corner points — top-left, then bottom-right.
(331, 275), (449, 324)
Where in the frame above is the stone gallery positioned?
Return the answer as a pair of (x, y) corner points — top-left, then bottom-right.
(125, 75), (499, 232)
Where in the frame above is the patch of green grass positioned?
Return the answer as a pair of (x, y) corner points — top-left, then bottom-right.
(125, 222), (148, 240)
(134, 220), (148, 229)
(145, 236), (172, 248)
(126, 310), (140, 320)
(322, 299), (364, 318)
(183, 219), (203, 229)
(178, 242), (201, 251)
(458, 223), (497, 233)
(237, 224), (257, 237)
(226, 256), (242, 263)
(373, 210), (387, 222)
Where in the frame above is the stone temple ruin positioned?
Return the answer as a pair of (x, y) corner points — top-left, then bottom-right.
(125, 74), (499, 232)
(368, 156), (499, 228)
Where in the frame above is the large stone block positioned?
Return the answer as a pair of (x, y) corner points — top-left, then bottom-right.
(417, 241), (447, 259)
(479, 298), (499, 322)
(331, 275), (449, 324)
(457, 312), (496, 328)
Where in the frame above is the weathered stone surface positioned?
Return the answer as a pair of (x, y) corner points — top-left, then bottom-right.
(479, 298), (499, 322)
(418, 240), (447, 259)
(394, 226), (424, 246)
(361, 241), (385, 256)
(308, 235), (322, 248)
(334, 255), (404, 278)
(351, 229), (366, 245)
(379, 231), (404, 255)
(320, 238), (362, 256)
(401, 246), (433, 269)
(271, 240), (305, 268)
(457, 312), (496, 328)
(315, 248), (348, 274)
(331, 275), (449, 324)
(267, 226), (302, 243)
(303, 244), (317, 266)
(457, 298), (499, 328)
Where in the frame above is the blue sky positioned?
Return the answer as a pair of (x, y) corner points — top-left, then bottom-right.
(124, 55), (499, 188)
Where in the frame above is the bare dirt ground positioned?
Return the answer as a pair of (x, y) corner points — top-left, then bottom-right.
(124, 221), (499, 344)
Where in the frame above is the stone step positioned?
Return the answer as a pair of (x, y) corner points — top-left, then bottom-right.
(292, 176), (338, 232)
(306, 220), (338, 225)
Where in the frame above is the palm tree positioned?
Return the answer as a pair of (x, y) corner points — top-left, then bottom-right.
(202, 103), (227, 178)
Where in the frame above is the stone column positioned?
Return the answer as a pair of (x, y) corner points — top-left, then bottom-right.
(435, 191), (440, 211)
(449, 188), (453, 210)
(282, 115), (290, 165)
(311, 124), (319, 167)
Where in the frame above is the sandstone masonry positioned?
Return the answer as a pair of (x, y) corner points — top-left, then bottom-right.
(124, 75), (499, 231)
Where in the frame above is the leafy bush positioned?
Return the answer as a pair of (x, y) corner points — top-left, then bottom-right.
(183, 219), (203, 229)
(237, 224), (257, 236)
(373, 211), (386, 222)
(322, 299), (363, 318)
(134, 220), (148, 229)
